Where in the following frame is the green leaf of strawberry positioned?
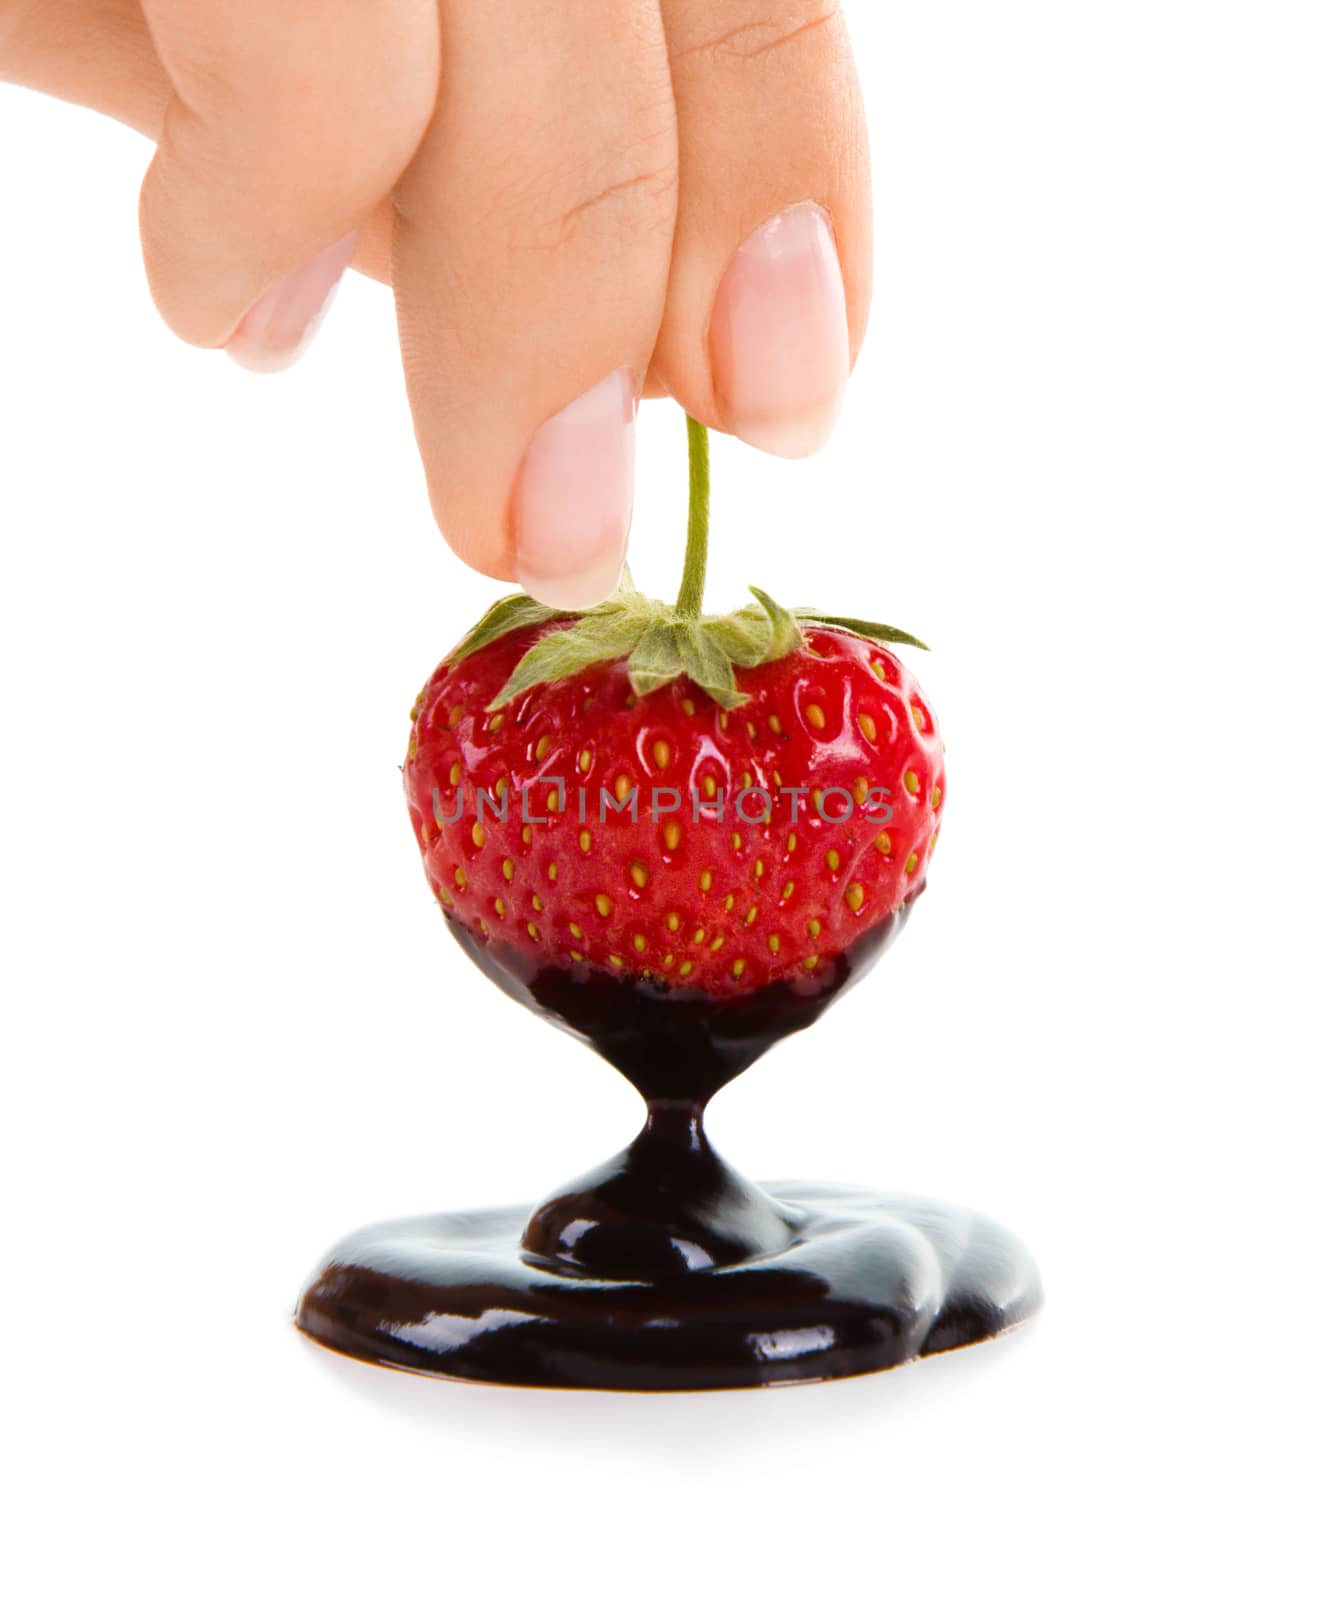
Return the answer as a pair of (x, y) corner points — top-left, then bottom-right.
(674, 620), (744, 709)
(447, 592), (566, 665)
(746, 587), (803, 659)
(791, 611), (930, 652)
(487, 604), (656, 710)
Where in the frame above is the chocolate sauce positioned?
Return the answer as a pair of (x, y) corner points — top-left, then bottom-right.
(296, 903), (1042, 1388)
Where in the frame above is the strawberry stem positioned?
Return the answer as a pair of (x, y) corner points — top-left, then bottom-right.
(675, 416), (710, 620)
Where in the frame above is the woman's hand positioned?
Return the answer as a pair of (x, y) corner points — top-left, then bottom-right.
(1, 1), (870, 606)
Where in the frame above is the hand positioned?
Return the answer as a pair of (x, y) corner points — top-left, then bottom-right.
(2, 1), (870, 606)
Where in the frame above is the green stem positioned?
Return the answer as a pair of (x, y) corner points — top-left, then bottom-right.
(675, 416), (710, 619)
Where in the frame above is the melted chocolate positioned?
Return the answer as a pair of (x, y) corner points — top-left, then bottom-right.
(296, 904), (1042, 1388)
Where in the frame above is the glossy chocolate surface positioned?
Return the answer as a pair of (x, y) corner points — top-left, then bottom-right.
(296, 904), (1042, 1388)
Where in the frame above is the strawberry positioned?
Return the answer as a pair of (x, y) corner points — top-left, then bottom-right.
(403, 420), (943, 1000)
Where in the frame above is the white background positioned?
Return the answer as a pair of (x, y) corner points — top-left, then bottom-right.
(2, 4), (1314, 1596)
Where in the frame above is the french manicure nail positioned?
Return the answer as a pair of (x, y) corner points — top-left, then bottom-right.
(710, 202), (850, 459)
(514, 369), (635, 609)
(226, 231), (358, 374)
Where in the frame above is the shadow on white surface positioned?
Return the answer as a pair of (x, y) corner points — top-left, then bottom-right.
(294, 1317), (1043, 1464)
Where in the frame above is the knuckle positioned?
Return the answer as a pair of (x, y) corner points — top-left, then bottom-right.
(159, 4), (438, 192)
(531, 157), (679, 254)
(674, 4), (843, 70)
(465, 117), (679, 258)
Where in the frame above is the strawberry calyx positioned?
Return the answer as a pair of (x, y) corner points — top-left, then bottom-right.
(447, 417), (927, 712)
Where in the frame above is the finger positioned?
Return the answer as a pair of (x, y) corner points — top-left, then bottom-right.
(0, 0), (403, 286)
(393, 0), (678, 601)
(137, 0), (438, 364)
(653, 1), (871, 457)
(0, 0), (170, 134)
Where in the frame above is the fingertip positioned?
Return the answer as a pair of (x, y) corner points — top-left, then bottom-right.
(516, 552), (627, 612)
(710, 203), (849, 459)
(224, 231), (358, 372)
(511, 368), (635, 612)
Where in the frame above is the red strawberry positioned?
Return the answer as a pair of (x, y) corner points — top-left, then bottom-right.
(403, 420), (943, 1000)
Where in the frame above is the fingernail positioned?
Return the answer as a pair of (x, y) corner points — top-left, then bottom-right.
(710, 202), (850, 459)
(514, 369), (635, 609)
(226, 231), (358, 374)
